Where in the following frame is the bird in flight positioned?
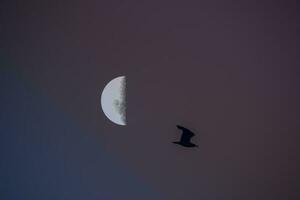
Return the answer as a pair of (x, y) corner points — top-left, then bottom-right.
(173, 125), (198, 148)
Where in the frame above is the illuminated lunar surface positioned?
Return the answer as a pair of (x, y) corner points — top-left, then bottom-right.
(101, 76), (126, 126)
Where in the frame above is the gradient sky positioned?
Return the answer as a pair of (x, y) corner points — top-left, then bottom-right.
(1, 0), (300, 200)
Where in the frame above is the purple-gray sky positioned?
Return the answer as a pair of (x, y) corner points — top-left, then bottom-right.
(1, 0), (300, 199)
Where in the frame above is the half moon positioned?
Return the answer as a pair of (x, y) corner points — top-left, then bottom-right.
(101, 76), (126, 126)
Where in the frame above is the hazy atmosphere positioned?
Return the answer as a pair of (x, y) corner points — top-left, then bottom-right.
(1, 0), (300, 199)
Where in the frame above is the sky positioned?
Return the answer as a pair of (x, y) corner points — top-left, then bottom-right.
(1, 0), (300, 199)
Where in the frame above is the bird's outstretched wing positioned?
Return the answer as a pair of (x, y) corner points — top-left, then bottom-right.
(180, 132), (193, 143)
(177, 125), (195, 143)
(176, 125), (187, 131)
(177, 125), (194, 135)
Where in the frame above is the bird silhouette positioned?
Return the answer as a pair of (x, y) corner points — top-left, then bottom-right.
(173, 125), (198, 147)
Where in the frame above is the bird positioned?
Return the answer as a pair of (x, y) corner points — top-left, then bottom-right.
(173, 125), (198, 148)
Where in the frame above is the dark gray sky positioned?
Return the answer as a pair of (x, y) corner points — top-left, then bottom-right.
(1, 0), (300, 199)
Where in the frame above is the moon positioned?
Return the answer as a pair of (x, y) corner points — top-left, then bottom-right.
(101, 76), (126, 126)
